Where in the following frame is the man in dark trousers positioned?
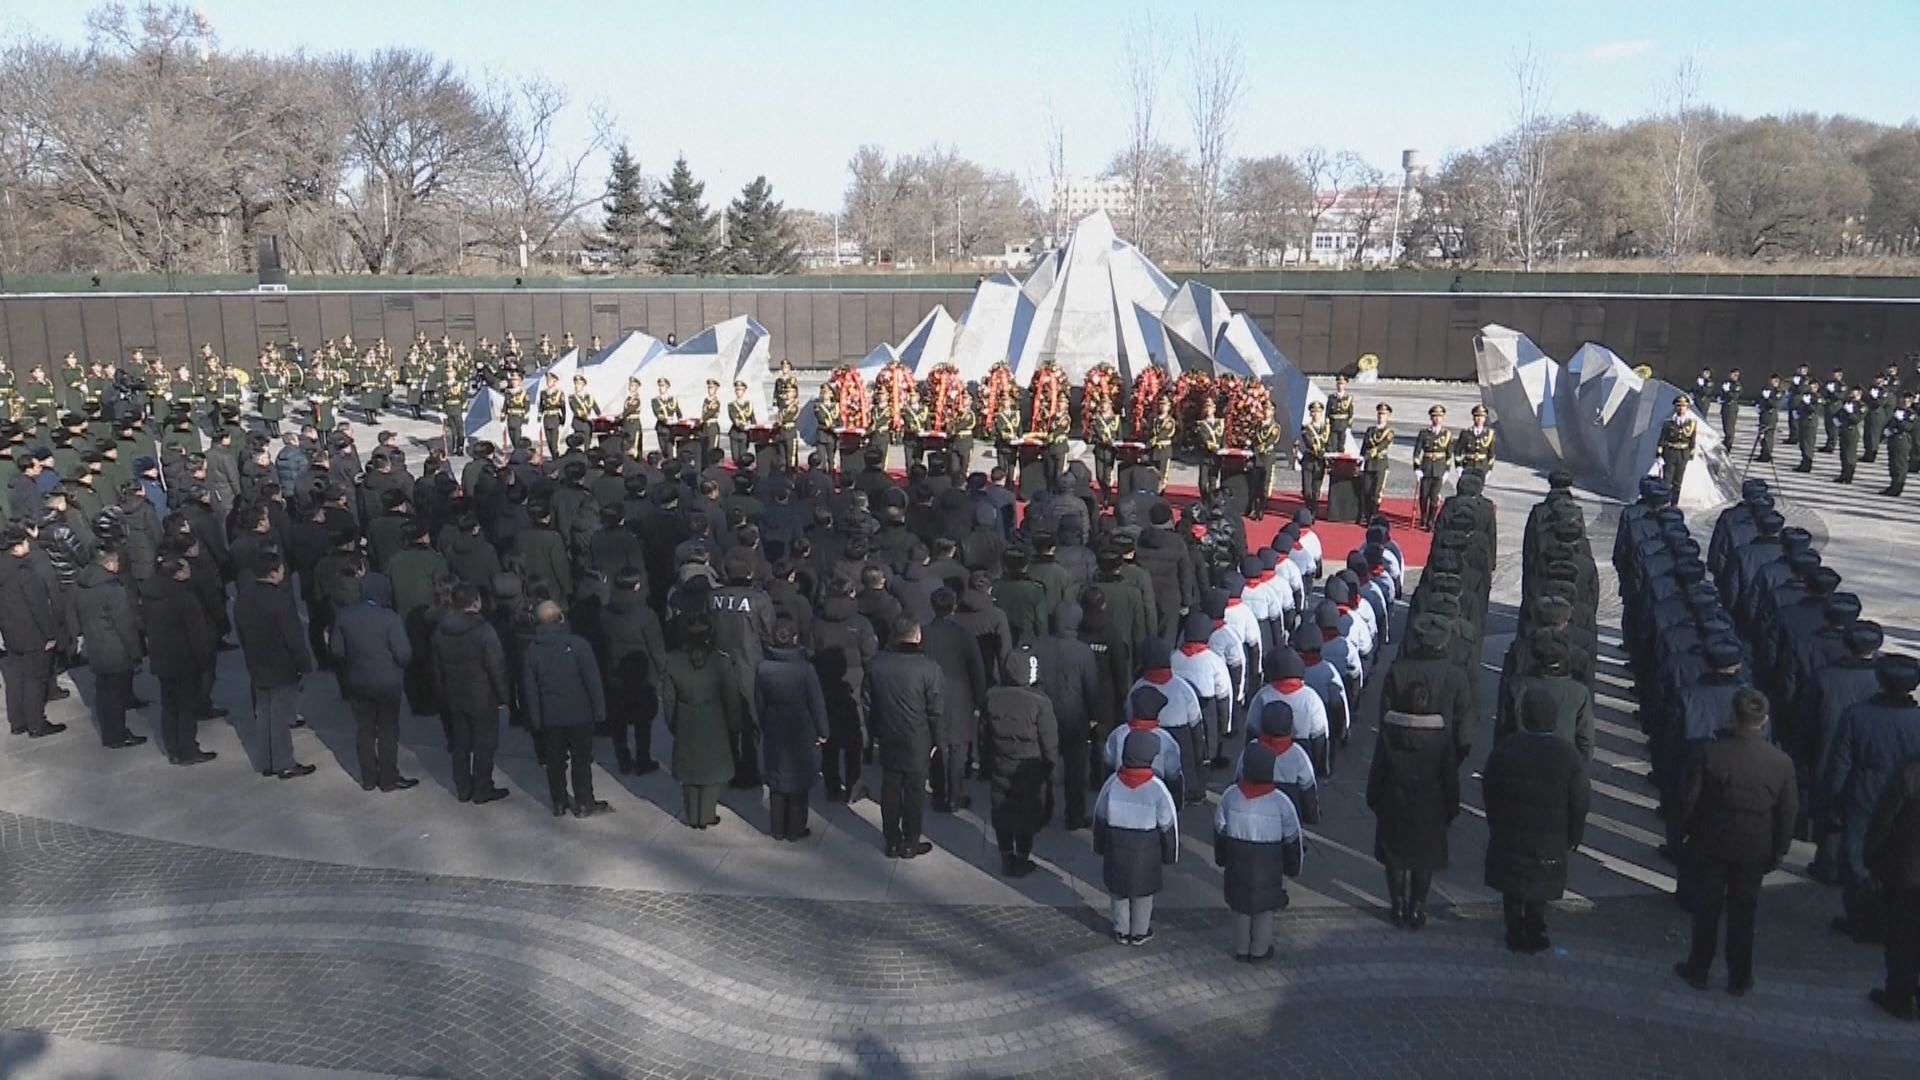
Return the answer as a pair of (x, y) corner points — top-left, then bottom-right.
(868, 617), (943, 858)
(922, 588), (986, 813)
(432, 582), (511, 804)
(522, 601), (608, 818)
(1866, 756), (1920, 1020)
(1030, 600), (1104, 830)
(73, 547), (143, 748)
(143, 555), (214, 764)
(1672, 689), (1797, 997)
(709, 547), (774, 788)
(602, 567), (666, 776)
(0, 525), (65, 738)
(329, 561), (418, 792)
(811, 576), (879, 803)
(232, 552), (317, 780)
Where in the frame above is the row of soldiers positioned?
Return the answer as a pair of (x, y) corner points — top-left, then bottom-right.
(1618, 473), (1920, 1005)
(1703, 361), (1920, 495)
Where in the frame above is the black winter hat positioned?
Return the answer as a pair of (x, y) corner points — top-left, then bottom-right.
(1240, 741), (1277, 784)
(1260, 700), (1295, 739)
(1129, 685), (1168, 721)
(1122, 728), (1161, 768)
(1875, 654), (1920, 696)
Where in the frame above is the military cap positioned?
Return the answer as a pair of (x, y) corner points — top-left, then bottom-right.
(1806, 567), (1842, 596)
(1672, 560), (1706, 585)
(1780, 527), (1814, 551)
(1824, 593), (1862, 624)
(1684, 582), (1721, 608)
(1113, 532), (1137, 554)
(1428, 549), (1464, 575)
(1410, 613), (1453, 651)
(1674, 392), (1692, 406)
(1704, 638), (1744, 669)
(1845, 621), (1885, 654)
(1741, 479), (1770, 497)
(1874, 654), (1920, 696)
(1529, 628), (1571, 671)
(1754, 509), (1786, 534)
(1531, 595), (1574, 624)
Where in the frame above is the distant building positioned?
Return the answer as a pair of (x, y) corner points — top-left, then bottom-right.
(1052, 177), (1134, 221)
(975, 242), (1036, 271)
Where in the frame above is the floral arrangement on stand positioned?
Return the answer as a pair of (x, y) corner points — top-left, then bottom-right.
(983, 361), (1019, 423)
(1129, 366), (1167, 438)
(1171, 369), (1216, 428)
(1031, 360), (1068, 436)
(1355, 352), (1382, 384)
(873, 360), (915, 434)
(826, 364), (870, 430)
(1082, 363), (1120, 436)
(925, 363), (965, 431)
(1223, 376), (1269, 448)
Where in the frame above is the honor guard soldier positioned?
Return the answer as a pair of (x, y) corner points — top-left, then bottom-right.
(989, 394), (1022, 472)
(255, 355), (287, 437)
(567, 373), (598, 449)
(58, 353), (87, 412)
(1195, 398), (1226, 500)
(699, 379), (723, 461)
(1719, 369), (1742, 444)
(1791, 378), (1820, 472)
(21, 365), (56, 435)
(1412, 405), (1455, 530)
(1659, 395), (1699, 503)
(1755, 374), (1782, 462)
(500, 372), (532, 452)
(1818, 365), (1845, 452)
(1881, 391), (1916, 497)
(946, 388), (976, 476)
(1357, 403), (1393, 524)
(537, 372), (567, 458)
(618, 377), (647, 459)
(811, 386), (840, 474)
(651, 378), (682, 462)
(1862, 373), (1891, 465)
(773, 358), (799, 407)
(726, 380), (757, 465)
(1836, 386), (1864, 484)
(1088, 397), (1120, 501)
(1043, 397), (1071, 491)
(399, 348), (427, 420)
(1456, 404), (1495, 476)
(1297, 400), (1329, 515)
(440, 364), (471, 457)
(1693, 367), (1716, 419)
(1325, 374), (1355, 449)
(901, 392), (931, 471)
(772, 387), (801, 470)
(1148, 397), (1177, 491)
(1248, 403), (1280, 521)
(1785, 362), (1811, 444)
(307, 362), (338, 432)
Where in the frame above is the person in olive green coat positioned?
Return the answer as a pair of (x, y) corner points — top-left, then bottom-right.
(662, 611), (744, 829)
(512, 503), (572, 600)
(991, 546), (1049, 646)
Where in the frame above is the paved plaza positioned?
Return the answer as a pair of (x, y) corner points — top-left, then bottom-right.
(2, 379), (1918, 1077)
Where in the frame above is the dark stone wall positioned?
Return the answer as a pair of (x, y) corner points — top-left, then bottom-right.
(3, 289), (1915, 386)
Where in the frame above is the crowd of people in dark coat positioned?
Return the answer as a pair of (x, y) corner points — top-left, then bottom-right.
(1622, 473), (1920, 1017)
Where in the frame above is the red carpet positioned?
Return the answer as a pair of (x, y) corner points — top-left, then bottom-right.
(1158, 485), (1433, 570)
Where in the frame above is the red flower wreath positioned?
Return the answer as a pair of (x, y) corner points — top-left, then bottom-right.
(1031, 361), (1067, 435)
(873, 361), (915, 433)
(1129, 366), (1167, 439)
(983, 361), (1018, 424)
(827, 364), (870, 430)
(1082, 363), (1119, 437)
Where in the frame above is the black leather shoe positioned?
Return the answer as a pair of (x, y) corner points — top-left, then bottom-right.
(46, 685), (70, 701)
(360, 779), (377, 792)
(1868, 988), (1916, 1021)
(108, 735), (147, 749)
(27, 723), (68, 738)
(552, 801), (570, 817)
(1673, 962), (1710, 991)
(277, 763), (316, 780)
(178, 750), (216, 766)
(900, 840), (933, 859)
(382, 777), (419, 791)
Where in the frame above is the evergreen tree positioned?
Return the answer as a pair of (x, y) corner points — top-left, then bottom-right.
(651, 155), (719, 275)
(723, 175), (801, 275)
(593, 143), (651, 271)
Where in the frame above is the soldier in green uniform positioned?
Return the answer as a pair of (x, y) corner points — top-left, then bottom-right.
(1325, 374), (1355, 449)
(1718, 368), (1742, 445)
(771, 389), (801, 471)
(1456, 403), (1495, 477)
(1194, 396), (1225, 500)
(535, 372), (566, 458)
(1880, 391), (1916, 497)
(1358, 402), (1394, 524)
(440, 364), (471, 456)
(1791, 378), (1819, 473)
(1835, 385), (1865, 485)
(946, 387), (976, 477)
(1658, 394), (1699, 504)
(1088, 396), (1120, 501)
(1412, 404), (1456, 530)
(0, 359), (18, 426)
(699, 378), (723, 462)
(774, 358), (799, 408)
(307, 362), (338, 433)
(990, 395), (1023, 475)
(811, 386), (840, 474)
(360, 348), (393, 425)
(1817, 365), (1844, 452)
(1754, 373), (1782, 463)
(499, 371), (532, 452)
(567, 373), (599, 449)
(58, 353), (86, 412)
(1148, 397), (1177, 493)
(1297, 400), (1329, 515)
(726, 380), (756, 465)
(651, 378), (682, 462)
(616, 377), (646, 459)
(1862, 373), (1890, 465)
(255, 353), (287, 436)
(1248, 400), (1280, 521)
(21, 365), (57, 439)
(400, 348), (426, 420)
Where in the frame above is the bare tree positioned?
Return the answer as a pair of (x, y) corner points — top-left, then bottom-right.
(1184, 17), (1244, 268)
(1653, 56), (1710, 260)
(1042, 96), (1068, 242)
(1295, 146), (1341, 263)
(1337, 153), (1393, 264)
(1501, 44), (1568, 268)
(461, 76), (610, 270)
(1116, 10), (1169, 253)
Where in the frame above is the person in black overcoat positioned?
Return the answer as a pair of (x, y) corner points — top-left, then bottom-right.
(756, 619), (830, 841)
(1367, 675), (1460, 929)
(1866, 755), (1920, 1019)
(982, 645), (1058, 876)
(923, 587), (987, 812)
(1482, 689), (1592, 953)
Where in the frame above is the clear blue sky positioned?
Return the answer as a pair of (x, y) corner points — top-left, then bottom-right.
(5, 0), (1916, 210)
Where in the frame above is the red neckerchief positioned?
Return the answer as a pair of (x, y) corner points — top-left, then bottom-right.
(1321, 628), (1339, 643)
(1257, 733), (1293, 757)
(1212, 618), (1227, 632)
(1299, 649), (1321, 665)
(1178, 642), (1210, 657)
(1291, 543), (1304, 554)
(1369, 566), (1387, 580)
(1270, 677), (1305, 694)
(1118, 765), (1156, 788)
(1255, 570), (1276, 586)
(1127, 718), (1159, 732)
(1143, 668), (1172, 685)
(1237, 779), (1277, 799)
(1226, 597), (1244, 608)
(1339, 601), (1356, 614)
